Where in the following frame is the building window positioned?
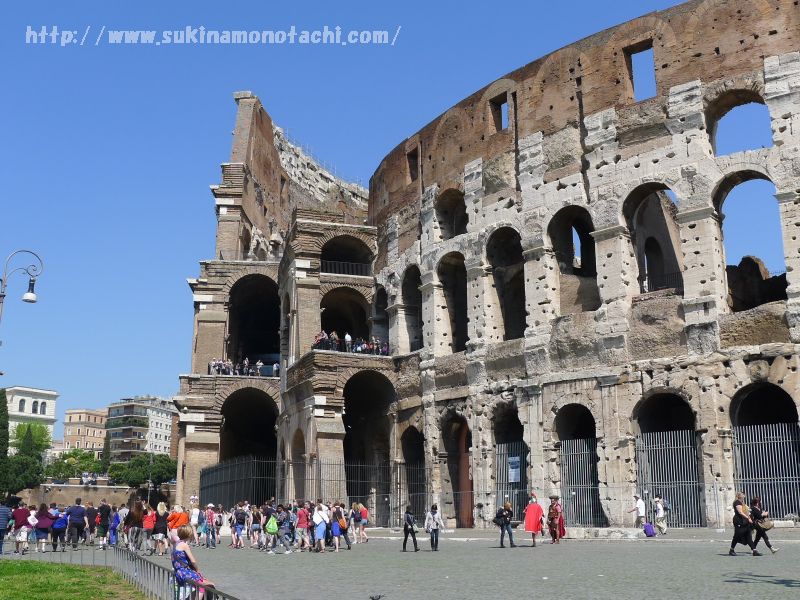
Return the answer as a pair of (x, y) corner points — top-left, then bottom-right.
(625, 40), (656, 102)
(490, 93), (509, 132)
(40, 402), (47, 415)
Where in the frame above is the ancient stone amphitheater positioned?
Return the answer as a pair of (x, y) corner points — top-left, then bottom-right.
(175, 0), (800, 529)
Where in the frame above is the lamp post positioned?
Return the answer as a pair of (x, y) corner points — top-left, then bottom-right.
(0, 249), (44, 330)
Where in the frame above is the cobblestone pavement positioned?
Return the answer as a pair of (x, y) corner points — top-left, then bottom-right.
(140, 529), (800, 600)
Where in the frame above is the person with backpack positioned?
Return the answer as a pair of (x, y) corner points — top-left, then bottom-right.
(202, 504), (216, 550)
(65, 498), (89, 551)
(653, 495), (668, 536)
(275, 505), (294, 554)
(97, 499), (111, 550)
(153, 503), (169, 555)
(402, 504), (419, 552)
(51, 506), (68, 552)
(495, 502), (517, 548)
(231, 503), (247, 549)
(248, 507), (262, 549)
(349, 502), (361, 543)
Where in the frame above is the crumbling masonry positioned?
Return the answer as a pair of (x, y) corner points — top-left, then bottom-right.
(175, 0), (800, 529)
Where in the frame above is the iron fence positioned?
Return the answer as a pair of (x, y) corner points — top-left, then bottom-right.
(638, 271), (684, 294)
(320, 260), (371, 277)
(559, 437), (608, 527)
(733, 422), (800, 519)
(495, 441), (530, 519)
(636, 429), (706, 527)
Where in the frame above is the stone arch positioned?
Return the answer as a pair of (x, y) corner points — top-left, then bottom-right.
(226, 273), (281, 365)
(704, 83), (771, 155)
(400, 425), (427, 519)
(546, 205), (600, 314)
(212, 377), (282, 413)
(429, 108), (469, 168)
(730, 383), (799, 428)
(320, 234), (374, 266)
(435, 188), (469, 240)
(310, 229), (376, 257)
(492, 401), (529, 518)
(436, 252), (469, 353)
(320, 286), (371, 345)
(290, 428), (307, 501)
(335, 367), (398, 397)
(622, 183), (683, 294)
(486, 226), (527, 341)
(221, 266), (279, 296)
(439, 409), (474, 528)
(218, 386), (280, 461)
(632, 392), (696, 434)
(478, 78), (517, 135)
(554, 403), (598, 441)
(401, 265), (423, 352)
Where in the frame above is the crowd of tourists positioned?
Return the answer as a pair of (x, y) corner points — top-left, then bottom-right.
(312, 330), (390, 355)
(207, 357), (279, 377)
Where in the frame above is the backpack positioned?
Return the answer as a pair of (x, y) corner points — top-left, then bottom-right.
(492, 509), (505, 527)
(662, 499), (671, 512)
(235, 510), (246, 525)
(265, 515), (279, 535)
(95, 513), (101, 525)
(643, 522), (656, 537)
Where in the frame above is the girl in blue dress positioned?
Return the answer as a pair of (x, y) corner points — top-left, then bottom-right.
(172, 525), (215, 597)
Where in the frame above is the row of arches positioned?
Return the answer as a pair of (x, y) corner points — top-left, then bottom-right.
(17, 399), (47, 415)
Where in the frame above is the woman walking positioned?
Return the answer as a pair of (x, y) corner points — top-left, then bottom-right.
(358, 503), (370, 543)
(729, 492), (761, 556)
(152, 502), (169, 556)
(125, 501), (144, 553)
(547, 495), (566, 544)
(523, 494), (544, 547)
(402, 505), (419, 552)
(349, 502), (361, 543)
(424, 504), (445, 551)
(312, 504), (329, 553)
(51, 507), (68, 552)
(34, 504), (54, 553)
(496, 502), (516, 548)
(750, 496), (778, 554)
(142, 504), (156, 555)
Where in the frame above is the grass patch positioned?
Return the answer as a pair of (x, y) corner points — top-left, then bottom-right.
(0, 561), (144, 600)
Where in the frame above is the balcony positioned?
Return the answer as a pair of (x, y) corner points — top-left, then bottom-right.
(106, 416), (148, 429)
(320, 260), (371, 277)
(638, 272), (684, 295)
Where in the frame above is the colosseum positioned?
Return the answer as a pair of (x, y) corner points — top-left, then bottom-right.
(174, 0), (800, 530)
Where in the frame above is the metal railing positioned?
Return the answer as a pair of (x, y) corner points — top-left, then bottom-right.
(5, 545), (239, 600)
(320, 260), (371, 277)
(638, 271), (684, 294)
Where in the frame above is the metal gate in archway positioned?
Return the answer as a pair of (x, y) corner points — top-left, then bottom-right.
(558, 437), (608, 527)
(733, 422), (800, 520)
(635, 429), (705, 527)
(495, 441), (529, 519)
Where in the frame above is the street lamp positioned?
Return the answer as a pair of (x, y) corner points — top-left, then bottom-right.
(0, 249), (44, 329)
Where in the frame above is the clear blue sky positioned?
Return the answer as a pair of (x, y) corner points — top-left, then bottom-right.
(1, 1), (782, 438)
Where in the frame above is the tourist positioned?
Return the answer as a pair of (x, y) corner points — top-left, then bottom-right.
(344, 332), (352, 352)
(0, 500), (11, 556)
(273, 361), (280, 377)
(143, 503), (156, 555)
(231, 502), (247, 549)
(358, 503), (369, 543)
(172, 525), (215, 599)
(312, 504), (329, 553)
(523, 493), (544, 547)
(629, 494), (646, 528)
(49, 506), (67, 552)
(66, 498), (89, 551)
(729, 491), (761, 556)
(85, 501), (98, 545)
(168, 504), (189, 535)
(34, 503), (54, 553)
(496, 501), (516, 548)
(97, 499), (111, 550)
(547, 495), (565, 544)
(750, 496), (778, 554)
(349, 502), (361, 543)
(330, 503), (345, 552)
(424, 504), (445, 551)
(294, 501), (310, 551)
(190, 502), (201, 546)
(249, 506), (262, 549)
(402, 504), (419, 552)
(125, 501), (145, 553)
(11, 502), (31, 554)
(117, 503), (129, 546)
(152, 502), (169, 556)
(329, 331), (340, 351)
(334, 501), (353, 550)
(203, 503), (216, 549)
(275, 504), (294, 554)
(109, 506), (120, 547)
(653, 495), (667, 536)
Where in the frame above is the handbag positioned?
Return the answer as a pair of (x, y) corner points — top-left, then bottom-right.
(758, 518), (774, 531)
(412, 523), (420, 534)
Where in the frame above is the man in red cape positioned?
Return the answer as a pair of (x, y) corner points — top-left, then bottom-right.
(523, 492), (545, 547)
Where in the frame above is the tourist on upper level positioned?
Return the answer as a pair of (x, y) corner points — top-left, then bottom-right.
(329, 331), (340, 351)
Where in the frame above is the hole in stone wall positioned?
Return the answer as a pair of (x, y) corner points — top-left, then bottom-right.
(625, 40), (656, 102)
(490, 93), (509, 132)
(707, 90), (772, 155)
(435, 189), (468, 240)
(406, 147), (419, 182)
(487, 227), (527, 340)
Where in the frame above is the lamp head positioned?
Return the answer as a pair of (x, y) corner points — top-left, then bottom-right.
(21, 278), (37, 303)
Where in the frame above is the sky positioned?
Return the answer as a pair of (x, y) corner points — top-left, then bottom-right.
(0, 1), (783, 439)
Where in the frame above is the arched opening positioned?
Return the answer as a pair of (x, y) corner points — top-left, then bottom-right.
(554, 404), (607, 527)
(18, 399), (24, 413)
(622, 184), (683, 294)
(715, 175), (786, 312)
(241, 227), (251, 261)
(227, 275), (281, 370)
(372, 286), (389, 350)
(40, 402), (47, 415)
(219, 387), (279, 461)
(32, 401), (39, 414)
(493, 404), (529, 518)
(633, 393), (704, 526)
(401, 266), (424, 352)
(343, 371), (395, 526)
(548, 206), (600, 314)
(486, 227), (527, 341)
(320, 287), (370, 350)
(440, 412), (473, 528)
(707, 91), (772, 156)
(731, 383), (800, 519)
(401, 426), (426, 520)
(320, 235), (373, 276)
(290, 429), (306, 501)
(435, 189), (468, 240)
(436, 252), (469, 354)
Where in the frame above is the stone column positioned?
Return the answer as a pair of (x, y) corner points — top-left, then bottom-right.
(676, 206), (727, 354)
(177, 425), (220, 507)
(521, 242), (558, 377)
(421, 271), (449, 357)
(777, 190), (800, 342)
(312, 403), (347, 502)
(294, 259), (320, 357)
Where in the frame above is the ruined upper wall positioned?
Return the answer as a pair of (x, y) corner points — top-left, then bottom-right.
(368, 0), (799, 264)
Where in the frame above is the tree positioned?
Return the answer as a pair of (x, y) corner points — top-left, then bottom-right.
(113, 454), (178, 488)
(99, 431), (111, 474)
(45, 449), (101, 480)
(0, 454), (44, 496)
(12, 422), (51, 456)
(0, 388), (9, 458)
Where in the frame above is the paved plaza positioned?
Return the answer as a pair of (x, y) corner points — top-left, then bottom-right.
(137, 529), (800, 600)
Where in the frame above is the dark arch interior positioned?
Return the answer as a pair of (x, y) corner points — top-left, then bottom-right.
(219, 388), (278, 461)
(343, 371), (395, 463)
(373, 286), (389, 341)
(441, 413), (473, 528)
(402, 266), (424, 351)
(436, 189), (468, 240)
(437, 252), (469, 352)
(549, 206), (596, 276)
(227, 275), (281, 364)
(320, 235), (373, 264)
(494, 405), (524, 445)
(731, 384), (798, 427)
(487, 227), (527, 341)
(401, 427), (425, 464)
(555, 404), (597, 440)
(320, 288), (370, 342)
(401, 426), (426, 519)
(636, 394), (695, 434)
